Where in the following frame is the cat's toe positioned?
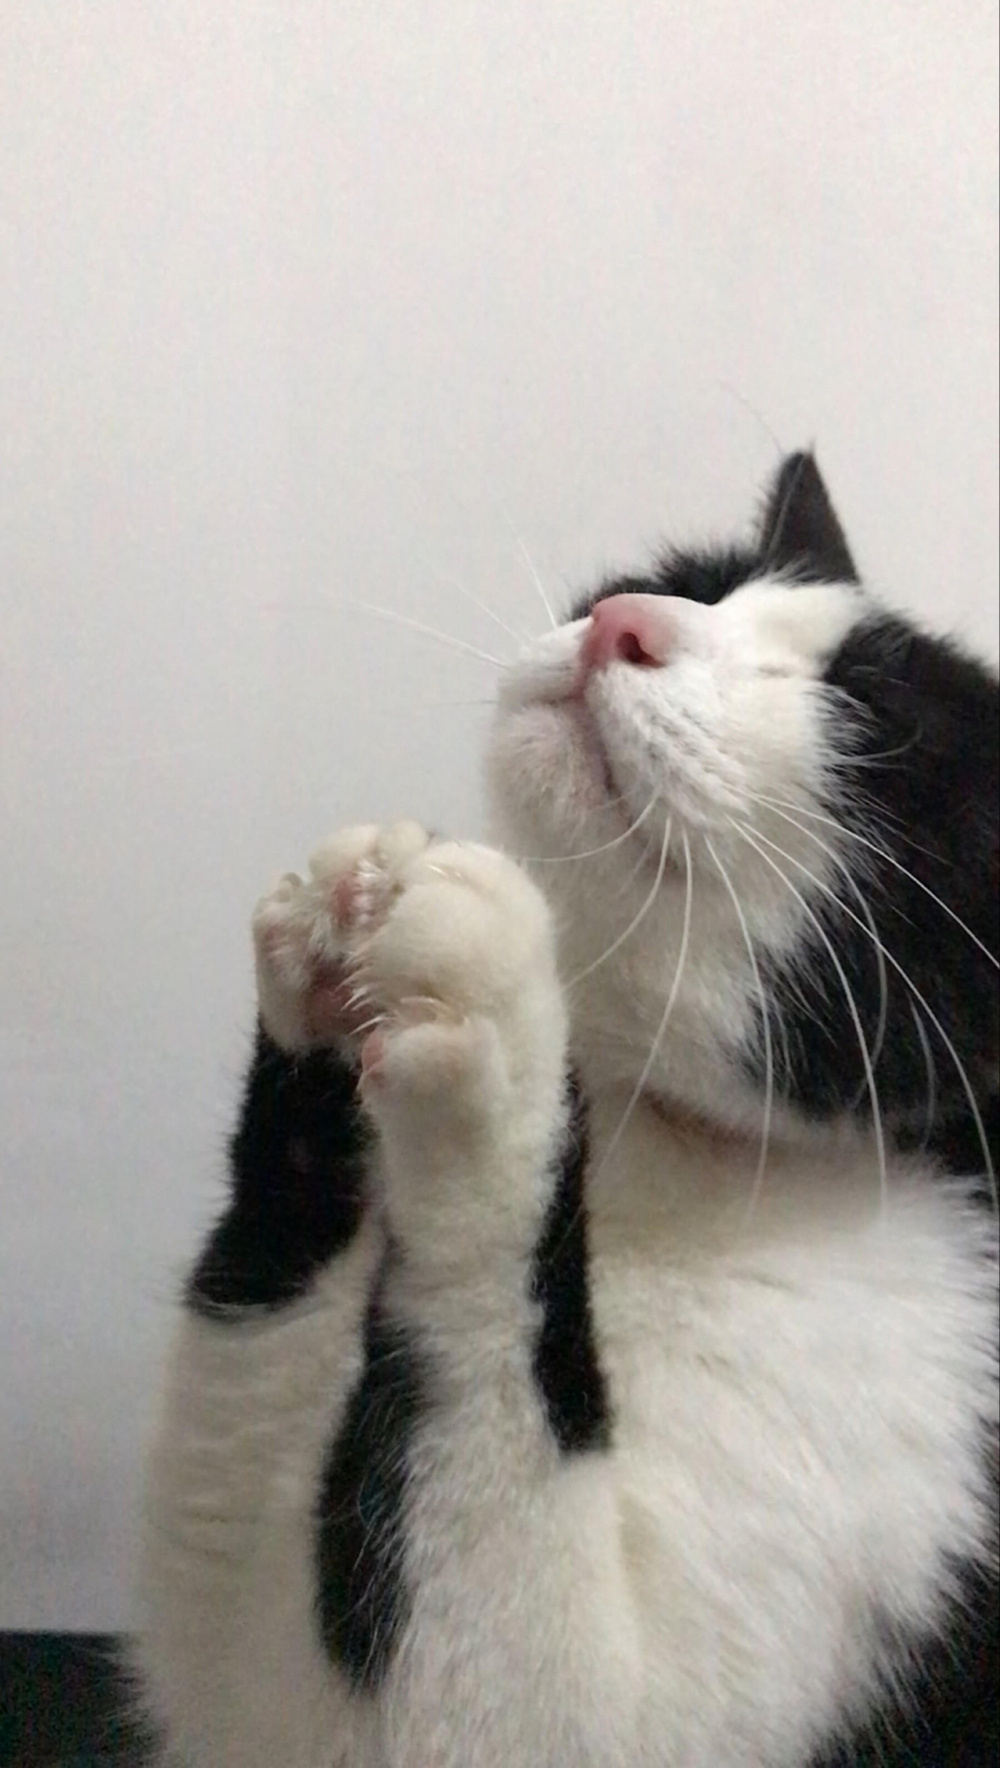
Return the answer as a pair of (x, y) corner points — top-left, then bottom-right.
(252, 870), (324, 1050)
(350, 839), (564, 1124)
(310, 821), (432, 939)
(360, 1010), (503, 1112)
(251, 823), (434, 1053)
(361, 840), (556, 1019)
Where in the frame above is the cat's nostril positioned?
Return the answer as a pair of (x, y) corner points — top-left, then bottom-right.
(618, 629), (655, 667)
(580, 594), (673, 677)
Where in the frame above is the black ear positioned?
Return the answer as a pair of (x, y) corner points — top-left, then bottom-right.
(758, 451), (859, 583)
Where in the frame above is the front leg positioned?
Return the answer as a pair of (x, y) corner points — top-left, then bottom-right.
(331, 836), (610, 1449)
(188, 821), (431, 1315)
(352, 840), (572, 1267)
(315, 840), (627, 1767)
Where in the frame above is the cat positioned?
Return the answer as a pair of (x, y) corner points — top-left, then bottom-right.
(134, 454), (999, 1767)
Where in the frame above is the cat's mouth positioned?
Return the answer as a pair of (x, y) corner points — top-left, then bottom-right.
(555, 697), (683, 874)
(565, 700), (622, 805)
(491, 656), (667, 865)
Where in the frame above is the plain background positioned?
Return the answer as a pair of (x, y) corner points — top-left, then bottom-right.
(2, 1), (997, 1630)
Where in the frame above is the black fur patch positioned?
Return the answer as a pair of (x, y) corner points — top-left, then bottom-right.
(314, 1262), (425, 1692)
(573, 451), (858, 620)
(757, 450), (859, 584)
(530, 1077), (611, 1454)
(922, 1093), (1000, 1190)
(574, 547), (760, 620)
(812, 1554), (999, 1768)
(187, 1023), (370, 1315)
(759, 613), (999, 1159)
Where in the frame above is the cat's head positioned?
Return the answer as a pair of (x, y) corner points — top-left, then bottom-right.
(487, 454), (999, 1176)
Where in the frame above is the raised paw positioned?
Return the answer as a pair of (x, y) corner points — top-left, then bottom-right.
(345, 843), (569, 1260)
(251, 821), (430, 1052)
(348, 841), (566, 1141)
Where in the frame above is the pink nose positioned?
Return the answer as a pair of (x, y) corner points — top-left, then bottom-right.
(579, 593), (674, 676)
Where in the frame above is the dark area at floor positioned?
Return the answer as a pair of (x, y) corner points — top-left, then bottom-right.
(0, 1634), (151, 1767)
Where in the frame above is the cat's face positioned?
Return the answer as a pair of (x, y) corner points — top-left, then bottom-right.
(487, 454), (999, 1171)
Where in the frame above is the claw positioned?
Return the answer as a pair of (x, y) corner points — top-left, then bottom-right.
(395, 994), (461, 1026)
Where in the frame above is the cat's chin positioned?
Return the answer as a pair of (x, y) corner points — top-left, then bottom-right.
(487, 698), (649, 861)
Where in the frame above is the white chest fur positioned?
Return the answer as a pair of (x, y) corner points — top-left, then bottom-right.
(582, 1101), (997, 1763)
(136, 1115), (996, 1768)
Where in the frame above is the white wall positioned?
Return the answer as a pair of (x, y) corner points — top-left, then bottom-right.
(2, 0), (996, 1629)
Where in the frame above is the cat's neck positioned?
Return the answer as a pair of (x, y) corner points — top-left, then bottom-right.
(583, 1079), (891, 1253)
(644, 1089), (764, 1158)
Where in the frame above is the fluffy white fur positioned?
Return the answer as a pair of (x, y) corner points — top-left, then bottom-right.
(136, 577), (997, 1767)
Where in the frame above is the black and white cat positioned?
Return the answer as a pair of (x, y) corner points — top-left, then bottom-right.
(135, 456), (998, 1767)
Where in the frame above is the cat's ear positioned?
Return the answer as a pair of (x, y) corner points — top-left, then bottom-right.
(757, 451), (859, 583)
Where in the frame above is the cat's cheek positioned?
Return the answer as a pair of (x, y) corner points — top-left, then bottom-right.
(733, 680), (830, 806)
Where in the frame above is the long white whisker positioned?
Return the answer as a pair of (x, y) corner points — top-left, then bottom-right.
(592, 827), (695, 1181)
(824, 738), (924, 770)
(334, 599), (506, 667)
(525, 794), (659, 863)
(517, 539), (558, 631)
(732, 820), (889, 1215)
(762, 451), (810, 573)
(567, 815), (672, 986)
(622, 832), (659, 894)
(498, 505), (558, 630)
(909, 1000), (937, 1153)
(704, 836), (774, 1227)
(757, 799), (889, 1107)
(774, 995), (795, 1098)
(716, 379), (785, 459)
(849, 878), (888, 1101)
(437, 574), (527, 647)
(754, 787), (945, 863)
(736, 819), (997, 1210)
(407, 696), (498, 710)
(753, 792), (999, 970)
